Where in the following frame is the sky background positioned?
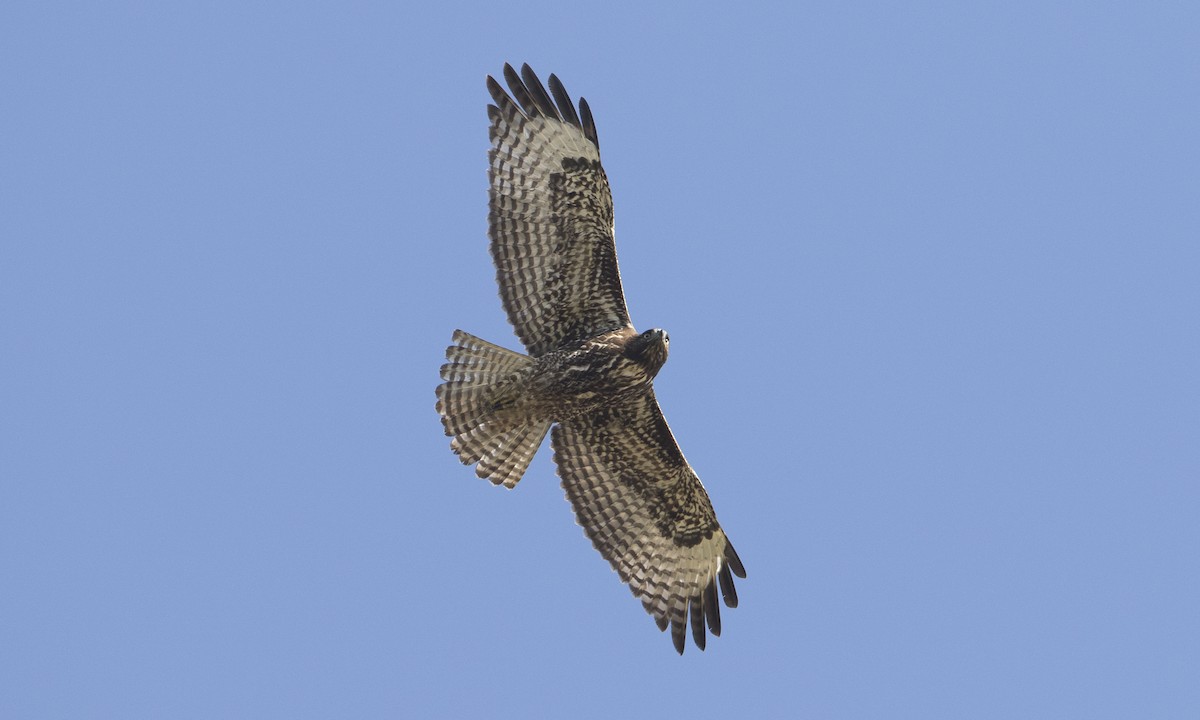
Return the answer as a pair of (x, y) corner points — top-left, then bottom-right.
(3, 2), (1198, 718)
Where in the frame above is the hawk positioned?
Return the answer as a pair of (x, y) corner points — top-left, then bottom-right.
(436, 64), (745, 653)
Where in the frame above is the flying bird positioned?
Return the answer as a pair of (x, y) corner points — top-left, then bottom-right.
(436, 64), (745, 654)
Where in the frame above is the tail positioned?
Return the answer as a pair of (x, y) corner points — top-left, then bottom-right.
(435, 330), (551, 488)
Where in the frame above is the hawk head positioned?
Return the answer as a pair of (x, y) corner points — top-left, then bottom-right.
(626, 328), (670, 378)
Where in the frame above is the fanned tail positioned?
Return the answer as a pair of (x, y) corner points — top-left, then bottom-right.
(435, 330), (550, 488)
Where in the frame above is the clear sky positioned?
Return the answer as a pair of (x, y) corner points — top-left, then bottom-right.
(3, 2), (1198, 718)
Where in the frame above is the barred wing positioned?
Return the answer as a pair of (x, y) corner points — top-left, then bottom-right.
(551, 390), (746, 653)
(487, 64), (632, 357)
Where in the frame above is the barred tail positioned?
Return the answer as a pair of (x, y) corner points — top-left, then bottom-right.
(435, 330), (550, 488)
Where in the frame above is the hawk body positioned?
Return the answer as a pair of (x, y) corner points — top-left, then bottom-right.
(437, 64), (745, 653)
(453, 327), (663, 433)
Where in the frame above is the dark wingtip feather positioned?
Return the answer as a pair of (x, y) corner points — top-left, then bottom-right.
(654, 614), (668, 632)
(724, 540), (747, 578)
(703, 580), (722, 636)
(491, 65), (599, 149)
(519, 64), (559, 120)
(501, 63), (537, 117)
(485, 75), (507, 108)
(485, 104), (502, 128)
(670, 618), (686, 655)
(689, 597), (707, 651)
(577, 97), (599, 149)
(719, 565), (739, 608)
(547, 73), (581, 129)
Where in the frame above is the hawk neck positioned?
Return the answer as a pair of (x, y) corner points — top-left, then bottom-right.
(623, 327), (669, 379)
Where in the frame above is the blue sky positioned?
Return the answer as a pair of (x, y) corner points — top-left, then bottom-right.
(3, 1), (1198, 717)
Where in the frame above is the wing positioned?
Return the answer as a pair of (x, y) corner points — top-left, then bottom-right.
(487, 64), (632, 357)
(551, 390), (746, 653)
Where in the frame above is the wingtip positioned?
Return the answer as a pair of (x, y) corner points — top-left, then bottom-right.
(670, 618), (686, 655)
(489, 64), (599, 149)
(689, 597), (707, 651)
(518, 64), (559, 120)
(704, 580), (722, 636)
(718, 564), (739, 608)
(724, 540), (747, 578)
(501, 63), (535, 117)
(547, 72), (582, 129)
(578, 96), (599, 149)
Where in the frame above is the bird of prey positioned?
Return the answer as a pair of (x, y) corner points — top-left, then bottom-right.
(436, 64), (745, 654)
